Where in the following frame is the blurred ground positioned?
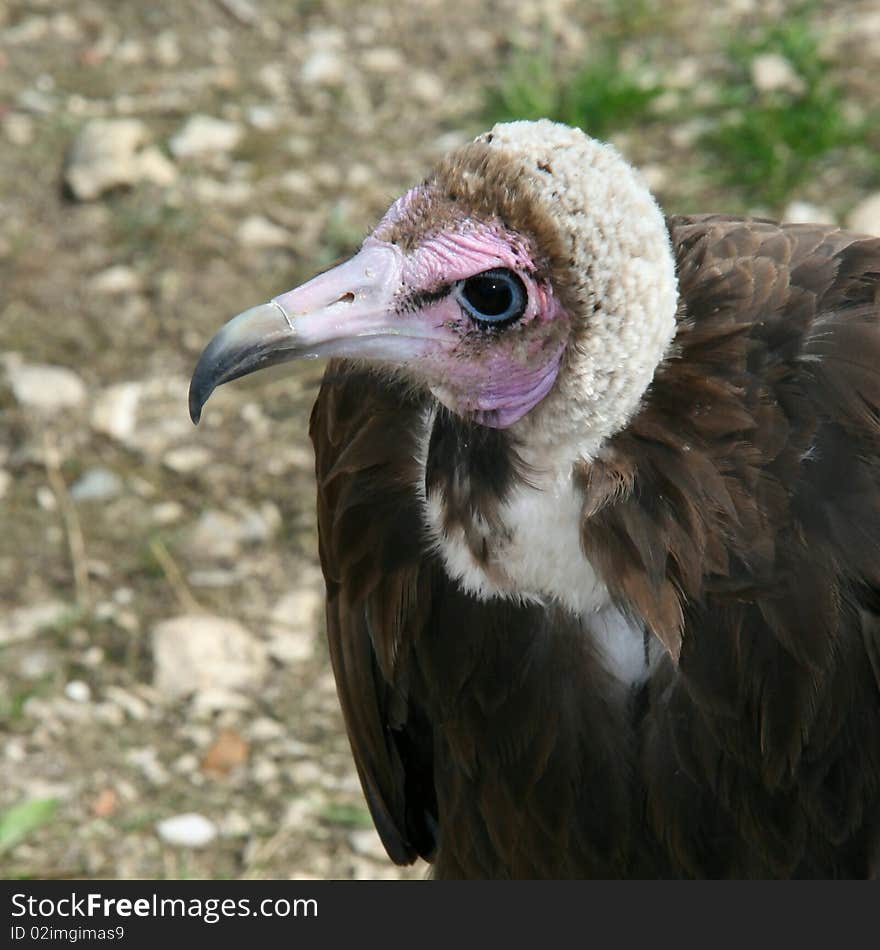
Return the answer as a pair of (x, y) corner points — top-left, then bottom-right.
(1, 0), (879, 879)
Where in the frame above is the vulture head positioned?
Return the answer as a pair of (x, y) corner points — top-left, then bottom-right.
(191, 120), (677, 453)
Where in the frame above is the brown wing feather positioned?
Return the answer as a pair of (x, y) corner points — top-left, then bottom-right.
(584, 216), (880, 875)
(310, 366), (438, 864)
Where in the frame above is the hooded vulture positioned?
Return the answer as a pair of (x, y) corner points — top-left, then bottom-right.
(190, 120), (880, 878)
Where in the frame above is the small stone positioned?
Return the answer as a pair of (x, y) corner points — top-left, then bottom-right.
(0, 470), (10, 499)
(410, 71), (444, 105)
(156, 813), (217, 848)
(91, 787), (118, 818)
(65, 119), (175, 201)
(135, 147), (178, 187)
(3, 113), (34, 147)
(126, 747), (170, 786)
(163, 445), (212, 474)
(348, 828), (388, 860)
(91, 382), (140, 441)
(6, 362), (87, 412)
(782, 201), (836, 226)
(361, 47), (403, 74)
(170, 115), (243, 158)
(152, 614), (268, 700)
(237, 214), (291, 248)
(847, 193), (880, 236)
(70, 467), (123, 501)
(64, 680), (91, 703)
(278, 170), (312, 196)
(268, 586), (322, 664)
(219, 811), (251, 837)
(151, 501), (184, 525)
(750, 53), (805, 95)
(300, 50), (346, 86)
(0, 601), (71, 645)
(187, 510), (243, 561)
(88, 265), (142, 295)
(248, 717), (286, 742)
(251, 758), (280, 784)
(247, 105), (280, 130)
(154, 32), (181, 67)
(201, 729), (250, 777)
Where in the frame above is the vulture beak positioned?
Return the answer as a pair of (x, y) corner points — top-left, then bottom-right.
(189, 240), (451, 423)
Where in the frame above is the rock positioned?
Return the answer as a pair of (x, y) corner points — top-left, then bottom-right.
(3, 113), (34, 147)
(90, 376), (191, 456)
(782, 201), (836, 226)
(64, 680), (91, 703)
(267, 585), (322, 664)
(186, 510), (244, 561)
(0, 601), (71, 645)
(0, 470), (10, 499)
(361, 47), (404, 74)
(237, 214), (291, 248)
(65, 119), (176, 201)
(163, 445), (212, 474)
(126, 747), (170, 785)
(846, 193), (880, 235)
(169, 115), (242, 158)
(750, 53), (805, 95)
(151, 501), (184, 525)
(5, 360), (87, 413)
(70, 467), (123, 501)
(348, 828), (389, 860)
(152, 614), (268, 700)
(201, 729), (250, 777)
(156, 813), (217, 848)
(88, 265), (142, 295)
(410, 71), (444, 106)
(300, 50), (346, 87)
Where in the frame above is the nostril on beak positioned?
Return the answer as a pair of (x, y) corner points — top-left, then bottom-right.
(335, 292), (356, 305)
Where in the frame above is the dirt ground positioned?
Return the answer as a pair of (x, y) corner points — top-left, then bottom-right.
(1, 0), (878, 880)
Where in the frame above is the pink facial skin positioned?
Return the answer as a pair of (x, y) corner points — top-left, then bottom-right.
(191, 188), (571, 431)
(388, 215), (570, 428)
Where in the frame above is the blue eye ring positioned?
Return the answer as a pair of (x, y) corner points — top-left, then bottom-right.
(454, 268), (527, 328)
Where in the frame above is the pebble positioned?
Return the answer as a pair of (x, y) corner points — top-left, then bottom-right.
(152, 614), (268, 700)
(782, 201), (836, 226)
(6, 361), (88, 413)
(0, 470), (10, 499)
(126, 748), (170, 786)
(156, 813), (218, 848)
(3, 113), (34, 147)
(151, 501), (185, 525)
(65, 119), (177, 201)
(300, 50), (346, 87)
(88, 265), (142, 296)
(846, 193), (880, 236)
(237, 214), (292, 248)
(0, 601), (71, 645)
(348, 828), (388, 861)
(268, 587), (322, 664)
(750, 53), (805, 95)
(64, 680), (92, 703)
(163, 445), (213, 474)
(170, 115), (243, 158)
(70, 467), (123, 502)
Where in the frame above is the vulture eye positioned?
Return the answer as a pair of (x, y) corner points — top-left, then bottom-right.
(455, 268), (527, 328)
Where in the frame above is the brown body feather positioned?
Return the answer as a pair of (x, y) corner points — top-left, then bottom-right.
(310, 216), (880, 878)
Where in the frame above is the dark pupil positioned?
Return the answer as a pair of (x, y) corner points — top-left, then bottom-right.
(463, 275), (512, 317)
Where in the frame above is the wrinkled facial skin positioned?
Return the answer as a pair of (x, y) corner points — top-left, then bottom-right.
(189, 185), (572, 429)
(385, 202), (570, 427)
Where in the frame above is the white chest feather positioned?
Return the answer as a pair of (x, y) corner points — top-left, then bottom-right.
(421, 426), (651, 686)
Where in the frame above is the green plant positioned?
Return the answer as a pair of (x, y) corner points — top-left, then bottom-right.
(701, 13), (863, 209)
(487, 40), (664, 141)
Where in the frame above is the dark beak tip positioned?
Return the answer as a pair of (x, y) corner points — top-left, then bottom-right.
(188, 372), (211, 426)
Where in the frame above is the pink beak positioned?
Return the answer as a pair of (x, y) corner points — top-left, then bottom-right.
(189, 239), (454, 423)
